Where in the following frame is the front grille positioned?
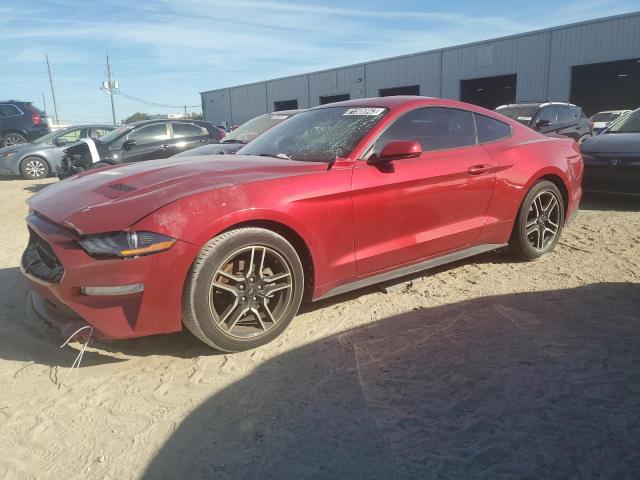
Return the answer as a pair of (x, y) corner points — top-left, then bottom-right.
(22, 230), (64, 283)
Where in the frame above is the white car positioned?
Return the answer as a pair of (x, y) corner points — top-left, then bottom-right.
(590, 110), (632, 134)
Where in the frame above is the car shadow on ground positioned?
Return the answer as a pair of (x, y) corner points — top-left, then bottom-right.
(23, 182), (53, 193)
(580, 193), (640, 212)
(142, 282), (640, 480)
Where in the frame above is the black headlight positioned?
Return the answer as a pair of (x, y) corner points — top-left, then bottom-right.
(77, 231), (175, 258)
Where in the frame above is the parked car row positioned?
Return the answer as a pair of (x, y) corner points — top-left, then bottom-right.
(0, 124), (115, 179)
(22, 96), (584, 352)
(495, 101), (593, 144)
(57, 119), (225, 178)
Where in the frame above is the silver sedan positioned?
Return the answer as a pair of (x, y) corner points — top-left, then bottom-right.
(0, 124), (114, 179)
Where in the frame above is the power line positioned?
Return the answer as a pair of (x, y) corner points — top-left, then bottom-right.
(113, 89), (200, 109)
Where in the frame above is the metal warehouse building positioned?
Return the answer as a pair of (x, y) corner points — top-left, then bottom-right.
(201, 12), (640, 127)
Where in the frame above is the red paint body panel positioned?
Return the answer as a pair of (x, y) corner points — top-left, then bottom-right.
(23, 97), (583, 339)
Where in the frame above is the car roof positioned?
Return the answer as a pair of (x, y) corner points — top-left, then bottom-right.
(593, 110), (632, 114)
(60, 124), (116, 129)
(497, 101), (578, 109)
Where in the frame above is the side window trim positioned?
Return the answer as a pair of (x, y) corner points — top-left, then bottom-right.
(360, 106), (480, 161)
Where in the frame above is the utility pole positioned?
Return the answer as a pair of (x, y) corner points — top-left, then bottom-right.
(106, 54), (117, 125)
(41, 92), (47, 117)
(45, 54), (60, 125)
(184, 105), (187, 118)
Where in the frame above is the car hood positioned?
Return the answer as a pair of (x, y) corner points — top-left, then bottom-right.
(581, 133), (640, 154)
(28, 154), (327, 235)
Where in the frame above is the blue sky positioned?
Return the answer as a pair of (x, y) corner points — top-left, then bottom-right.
(1, 0), (639, 124)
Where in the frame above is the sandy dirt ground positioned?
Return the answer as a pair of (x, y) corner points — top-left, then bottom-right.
(0, 177), (639, 479)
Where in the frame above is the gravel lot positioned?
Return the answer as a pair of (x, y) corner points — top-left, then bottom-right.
(0, 177), (639, 479)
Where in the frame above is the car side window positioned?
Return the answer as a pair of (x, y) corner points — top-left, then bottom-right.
(93, 128), (112, 138)
(557, 106), (573, 123)
(127, 124), (170, 145)
(172, 122), (206, 139)
(56, 128), (82, 144)
(372, 107), (476, 155)
(536, 106), (558, 124)
(475, 114), (511, 143)
(0, 104), (21, 117)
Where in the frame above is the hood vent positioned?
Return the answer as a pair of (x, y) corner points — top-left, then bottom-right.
(106, 183), (137, 193)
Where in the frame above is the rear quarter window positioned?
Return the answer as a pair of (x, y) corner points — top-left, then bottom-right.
(0, 104), (22, 117)
(475, 114), (511, 143)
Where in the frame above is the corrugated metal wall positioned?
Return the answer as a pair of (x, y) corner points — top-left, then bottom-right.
(364, 52), (440, 97)
(308, 65), (366, 106)
(201, 12), (640, 125)
(548, 14), (640, 101)
(228, 83), (268, 125)
(266, 74), (309, 110)
(441, 32), (550, 102)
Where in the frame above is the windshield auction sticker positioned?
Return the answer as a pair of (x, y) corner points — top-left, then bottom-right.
(343, 108), (385, 116)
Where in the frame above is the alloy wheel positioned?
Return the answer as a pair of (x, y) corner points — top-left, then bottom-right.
(24, 159), (47, 178)
(525, 190), (561, 251)
(208, 245), (293, 339)
(4, 134), (26, 147)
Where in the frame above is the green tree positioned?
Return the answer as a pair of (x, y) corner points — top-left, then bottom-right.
(124, 112), (150, 123)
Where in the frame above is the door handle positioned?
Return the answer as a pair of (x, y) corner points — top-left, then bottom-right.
(468, 164), (491, 175)
(161, 144), (174, 150)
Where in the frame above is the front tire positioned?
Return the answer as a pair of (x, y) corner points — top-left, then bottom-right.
(20, 156), (50, 179)
(509, 180), (564, 261)
(182, 227), (305, 352)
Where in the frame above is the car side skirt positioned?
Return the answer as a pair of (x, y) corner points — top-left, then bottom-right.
(315, 243), (507, 301)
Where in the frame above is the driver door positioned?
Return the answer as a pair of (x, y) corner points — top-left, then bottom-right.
(351, 107), (496, 277)
(121, 123), (172, 163)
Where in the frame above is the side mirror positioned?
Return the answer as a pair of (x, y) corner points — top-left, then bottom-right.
(535, 119), (551, 129)
(368, 140), (422, 164)
(122, 139), (137, 151)
(54, 137), (69, 147)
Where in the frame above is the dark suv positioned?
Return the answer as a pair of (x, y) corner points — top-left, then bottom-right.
(0, 100), (50, 147)
(58, 119), (224, 178)
(496, 102), (593, 144)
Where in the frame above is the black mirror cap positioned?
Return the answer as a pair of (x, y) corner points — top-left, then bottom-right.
(122, 139), (137, 150)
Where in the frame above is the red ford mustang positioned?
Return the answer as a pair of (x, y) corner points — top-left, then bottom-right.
(22, 97), (583, 352)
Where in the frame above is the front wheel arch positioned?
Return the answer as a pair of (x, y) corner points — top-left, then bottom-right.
(219, 219), (315, 299)
(20, 156), (51, 179)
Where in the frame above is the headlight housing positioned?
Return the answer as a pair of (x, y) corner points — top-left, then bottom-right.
(77, 231), (176, 258)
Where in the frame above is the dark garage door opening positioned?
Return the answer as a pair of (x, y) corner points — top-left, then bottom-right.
(571, 58), (640, 116)
(274, 100), (298, 111)
(379, 85), (420, 97)
(460, 74), (517, 110)
(320, 94), (350, 104)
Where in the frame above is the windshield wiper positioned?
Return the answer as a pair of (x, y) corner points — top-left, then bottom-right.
(256, 153), (292, 160)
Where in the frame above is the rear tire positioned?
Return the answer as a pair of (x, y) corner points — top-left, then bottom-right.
(2, 132), (27, 147)
(182, 227), (304, 352)
(20, 156), (50, 179)
(509, 180), (564, 261)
